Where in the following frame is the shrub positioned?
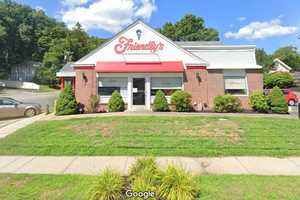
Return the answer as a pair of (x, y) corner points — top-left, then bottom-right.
(55, 84), (78, 115)
(158, 165), (197, 200)
(171, 90), (192, 112)
(213, 94), (242, 113)
(87, 94), (100, 113)
(131, 168), (160, 200)
(264, 72), (294, 89)
(153, 90), (169, 112)
(249, 91), (270, 113)
(89, 169), (124, 200)
(129, 157), (158, 182)
(108, 91), (125, 112)
(268, 86), (288, 114)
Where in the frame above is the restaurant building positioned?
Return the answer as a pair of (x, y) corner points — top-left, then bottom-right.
(57, 20), (263, 111)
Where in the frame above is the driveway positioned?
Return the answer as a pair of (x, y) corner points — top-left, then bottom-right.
(0, 88), (59, 112)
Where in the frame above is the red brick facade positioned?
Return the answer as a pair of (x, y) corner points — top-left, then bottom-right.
(184, 68), (263, 111)
(73, 67), (263, 112)
(74, 67), (97, 107)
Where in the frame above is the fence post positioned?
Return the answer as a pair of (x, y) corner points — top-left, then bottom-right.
(298, 103), (300, 119)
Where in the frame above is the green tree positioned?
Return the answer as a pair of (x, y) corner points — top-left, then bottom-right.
(268, 86), (288, 114)
(56, 84), (78, 115)
(158, 14), (219, 41)
(153, 90), (169, 112)
(256, 48), (273, 72)
(273, 46), (300, 71)
(108, 91), (125, 112)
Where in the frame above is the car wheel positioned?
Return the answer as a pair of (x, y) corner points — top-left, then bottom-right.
(288, 100), (296, 106)
(25, 108), (36, 117)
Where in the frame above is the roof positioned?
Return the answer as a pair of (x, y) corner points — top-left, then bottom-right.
(180, 44), (262, 69)
(273, 58), (292, 71)
(96, 61), (184, 73)
(74, 20), (208, 66)
(56, 62), (75, 77)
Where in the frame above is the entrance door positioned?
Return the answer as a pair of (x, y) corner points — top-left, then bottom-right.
(133, 78), (145, 105)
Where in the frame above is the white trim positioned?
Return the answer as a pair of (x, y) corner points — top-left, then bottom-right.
(75, 20), (207, 66)
(56, 72), (75, 77)
(273, 58), (292, 71)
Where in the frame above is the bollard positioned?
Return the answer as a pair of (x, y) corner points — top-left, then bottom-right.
(46, 104), (50, 115)
(298, 103), (300, 119)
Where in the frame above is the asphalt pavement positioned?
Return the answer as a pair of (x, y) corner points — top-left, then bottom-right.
(0, 88), (59, 112)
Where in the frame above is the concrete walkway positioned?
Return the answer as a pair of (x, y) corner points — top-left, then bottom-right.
(0, 156), (300, 176)
(0, 114), (46, 138)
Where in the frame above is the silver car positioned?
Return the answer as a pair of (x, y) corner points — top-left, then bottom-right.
(0, 97), (42, 119)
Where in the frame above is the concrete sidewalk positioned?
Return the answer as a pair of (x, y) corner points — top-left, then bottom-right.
(0, 114), (46, 139)
(0, 156), (300, 176)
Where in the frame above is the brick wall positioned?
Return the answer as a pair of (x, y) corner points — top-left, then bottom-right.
(184, 68), (263, 111)
(184, 67), (209, 111)
(240, 69), (264, 109)
(74, 67), (97, 109)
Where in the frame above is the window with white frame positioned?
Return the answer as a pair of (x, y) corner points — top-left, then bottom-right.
(98, 77), (128, 98)
(223, 69), (248, 95)
(151, 77), (182, 96)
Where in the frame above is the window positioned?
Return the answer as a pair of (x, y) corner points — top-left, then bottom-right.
(151, 77), (182, 96)
(0, 99), (16, 105)
(98, 87), (120, 96)
(223, 70), (248, 95)
(98, 77), (127, 97)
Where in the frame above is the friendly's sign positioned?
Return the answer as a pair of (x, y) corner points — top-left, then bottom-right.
(114, 36), (164, 54)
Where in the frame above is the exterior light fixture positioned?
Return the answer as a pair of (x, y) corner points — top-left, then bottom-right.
(196, 72), (201, 82)
(82, 72), (88, 83)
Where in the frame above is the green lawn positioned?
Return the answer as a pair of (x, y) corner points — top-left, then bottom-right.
(0, 116), (300, 156)
(0, 174), (299, 200)
(38, 85), (59, 93)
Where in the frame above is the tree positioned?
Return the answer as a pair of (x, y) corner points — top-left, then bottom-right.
(158, 14), (219, 41)
(268, 86), (288, 114)
(273, 46), (300, 71)
(55, 84), (78, 115)
(153, 90), (169, 111)
(108, 91), (125, 112)
(255, 48), (273, 72)
(0, 1), (107, 82)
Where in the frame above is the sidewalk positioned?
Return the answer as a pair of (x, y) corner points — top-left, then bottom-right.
(0, 114), (46, 139)
(0, 156), (300, 176)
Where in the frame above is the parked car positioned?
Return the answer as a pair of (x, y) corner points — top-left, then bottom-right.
(263, 89), (299, 106)
(0, 82), (5, 88)
(0, 97), (41, 119)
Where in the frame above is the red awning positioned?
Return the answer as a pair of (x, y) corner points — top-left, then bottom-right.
(96, 61), (184, 73)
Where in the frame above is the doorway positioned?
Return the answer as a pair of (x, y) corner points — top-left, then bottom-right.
(133, 78), (145, 105)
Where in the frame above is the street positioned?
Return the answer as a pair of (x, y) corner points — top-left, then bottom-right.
(0, 88), (59, 112)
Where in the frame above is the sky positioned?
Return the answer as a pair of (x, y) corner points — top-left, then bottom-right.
(16, 0), (300, 53)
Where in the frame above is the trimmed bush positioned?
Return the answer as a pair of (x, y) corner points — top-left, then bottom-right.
(213, 94), (242, 113)
(249, 91), (270, 113)
(131, 167), (160, 200)
(171, 90), (192, 112)
(264, 72), (294, 89)
(55, 84), (78, 115)
(108, 91), (125, 112)
(268, 86), (288, 114)
(158, 165), (197, 200)
(129, 157), (158, 181)
(89, 169), (124, 200)
(129, 157), (161, 200)
(87, 94), (100, 113)
(153, 90), (169, 112)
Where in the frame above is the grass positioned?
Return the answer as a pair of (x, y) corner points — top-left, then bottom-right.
(0, 174), (300, 200)
(0, 116), (300, 156)
(38, 85), (59, 93)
